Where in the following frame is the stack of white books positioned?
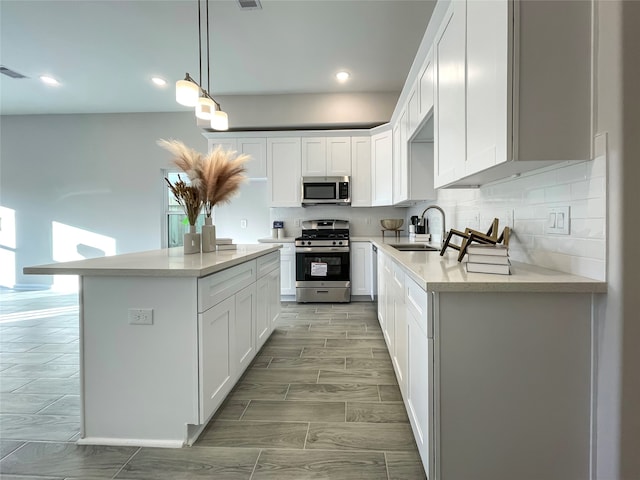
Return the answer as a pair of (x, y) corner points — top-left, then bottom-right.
(465, 244), (510, 275)
(216, 238), (237, 251)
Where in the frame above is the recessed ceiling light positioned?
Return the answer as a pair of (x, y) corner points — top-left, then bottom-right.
(336, 71), (350, 82)
(151, 77), (167, 87)
(40, 75), (60, 86)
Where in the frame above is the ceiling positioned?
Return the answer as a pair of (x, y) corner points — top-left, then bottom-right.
(0, 0), (436, 116)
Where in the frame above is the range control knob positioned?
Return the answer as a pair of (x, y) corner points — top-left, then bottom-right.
(307, 241), (312, 246)
(332, 241), (337, 245)
(338, 241), (343, 245)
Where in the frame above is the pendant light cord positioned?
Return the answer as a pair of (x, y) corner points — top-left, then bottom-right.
(206, 0), (211, 94)
(198, 0), (202, 88)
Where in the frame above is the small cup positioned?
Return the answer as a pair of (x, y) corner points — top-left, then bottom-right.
(272, 228), (279, 239)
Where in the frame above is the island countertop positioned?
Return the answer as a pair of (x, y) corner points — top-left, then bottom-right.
(23, 244), (281, 278)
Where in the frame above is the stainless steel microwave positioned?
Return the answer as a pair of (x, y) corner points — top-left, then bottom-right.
(301, 176), (351, 206)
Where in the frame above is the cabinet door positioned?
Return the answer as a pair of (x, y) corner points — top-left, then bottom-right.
(267, 137), (301, 207)
(351, 136), (372, 207)
(371, 130), (393, 206)
(434, 1), (467, 188)
(350, 242), (372, 297)
(269, 267), (281, 330)
(280, 245), (296, 297)
(256, 275), (271, 350)
(238, 137), (267, 179)
(208, 139), (238, 154)
(326, 137), (352, 176)
(393, 109), (408, 204)
(377, 251), (386, 330)
(199, 296), (235, 423)
(391, 263), (406, 394)
(301, 137), (327, 176)
(407, 306), (434, 480)
(407, 83), (420, 138)
(419, 51), (435, 117)
(235, 284), (256, 375)
(466, 0), (509, 176)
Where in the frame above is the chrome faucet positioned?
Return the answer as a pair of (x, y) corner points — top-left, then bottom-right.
(420, 205), (446, 248)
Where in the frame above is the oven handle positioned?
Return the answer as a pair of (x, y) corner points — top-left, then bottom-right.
(296, 247), (350, 253)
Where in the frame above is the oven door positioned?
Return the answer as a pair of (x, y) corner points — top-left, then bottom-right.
(296, 247), (350, 286)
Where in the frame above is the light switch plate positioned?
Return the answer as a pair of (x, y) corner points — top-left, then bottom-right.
(545, 206), (570, 235)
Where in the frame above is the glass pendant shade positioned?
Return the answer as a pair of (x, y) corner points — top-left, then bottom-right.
(175, 79), (199, 106)
(211, 110), (229, 131)
(196, 95), (215, 120)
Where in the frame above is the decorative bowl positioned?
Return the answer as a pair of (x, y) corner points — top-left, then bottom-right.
(380, 219), (404, 230)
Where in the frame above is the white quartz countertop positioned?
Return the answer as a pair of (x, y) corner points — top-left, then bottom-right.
(23, 244), (281, 278)
(369, 237), (606, 293)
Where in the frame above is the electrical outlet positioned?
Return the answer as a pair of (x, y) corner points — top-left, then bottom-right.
(545, 206), (570, 235)
(294, 219), (301, 227)
(240, 219), (247, 228)
(365, 217), (371, 225)
(128, 308), (153, 325)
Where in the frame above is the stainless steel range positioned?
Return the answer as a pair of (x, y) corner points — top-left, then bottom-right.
(295, 219), (351, 303)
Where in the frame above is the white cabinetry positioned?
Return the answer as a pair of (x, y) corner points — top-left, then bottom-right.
(418, 51), (435, 119)
(350, 136), (372, 207)
(234, 283), (257, 374)
(371, 128), (393, 206)
(256, 251), (280, 350)
(267, 137), (301, 207)
(198, 296), (235, 423)
(279, 243), (296, 298)
(433, 0), (592, 188)
(434, 0), (467, 188)
(207, 137), (267, 179)
(350, 241), (373, 299)
(302, 137), (351, 176)
(375, 247), (594, 480)
(392, 109), (408, 204)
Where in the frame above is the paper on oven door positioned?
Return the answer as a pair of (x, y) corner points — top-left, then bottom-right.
(310, 262), (328, 276)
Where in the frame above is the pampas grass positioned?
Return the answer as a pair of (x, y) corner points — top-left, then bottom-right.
(201, 146), (248, 217)
(164, 175), (202, 226)
(159, 139), (248, 221)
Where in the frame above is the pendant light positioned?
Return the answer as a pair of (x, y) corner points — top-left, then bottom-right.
(204, 0), (229, 130)
(176, 0), (229, 130)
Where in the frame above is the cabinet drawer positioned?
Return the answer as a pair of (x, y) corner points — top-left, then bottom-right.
(198, 261), (257, 313)
(406, 277), (431, 337)
(257, 251), (280, 278)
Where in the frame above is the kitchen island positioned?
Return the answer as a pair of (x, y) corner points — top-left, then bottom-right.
(23, 245), (281, 448)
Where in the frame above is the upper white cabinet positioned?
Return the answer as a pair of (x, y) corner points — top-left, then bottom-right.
(418, 51), (435, 119)
(433, 0), (592, 188)
(371, 128), (393, 206)
(207, 137), (267, 179)
(267, 137), (301, 207)
(433, 0), (467, 188)
(302, 137), (351, 176)
(350, 136), (372, 207)
(392, 109), (408, 204)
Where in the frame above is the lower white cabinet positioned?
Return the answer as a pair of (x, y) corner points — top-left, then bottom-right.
(256, 253), (280, 350)
(280, 243), (296, 297)
(376, 245), (594, 480)
(198, 296), (235, 424)
(350, 241), (373, 298)
(234, 283), (257, 374)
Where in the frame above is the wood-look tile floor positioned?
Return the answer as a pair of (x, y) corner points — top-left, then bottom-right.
(0, 291), (426, 479)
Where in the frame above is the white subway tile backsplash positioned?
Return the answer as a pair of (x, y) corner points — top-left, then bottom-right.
(408, 152), (607, 281)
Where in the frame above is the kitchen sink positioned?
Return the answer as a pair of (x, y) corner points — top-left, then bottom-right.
(389, 244), (439, 252)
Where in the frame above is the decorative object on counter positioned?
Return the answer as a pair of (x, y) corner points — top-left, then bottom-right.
(272, 220), (284, 239)
(216, 238), (237, 251)
(164, 174), (203, 254)
(441, 217), (511, 261)
(381, 218), (404, 239)
(466, 244), (511, 275)
(159, 139), (248, 254)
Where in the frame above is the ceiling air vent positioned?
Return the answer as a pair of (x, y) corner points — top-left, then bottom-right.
(0, 66), (28, 79)
(237, 0), (262, 10)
